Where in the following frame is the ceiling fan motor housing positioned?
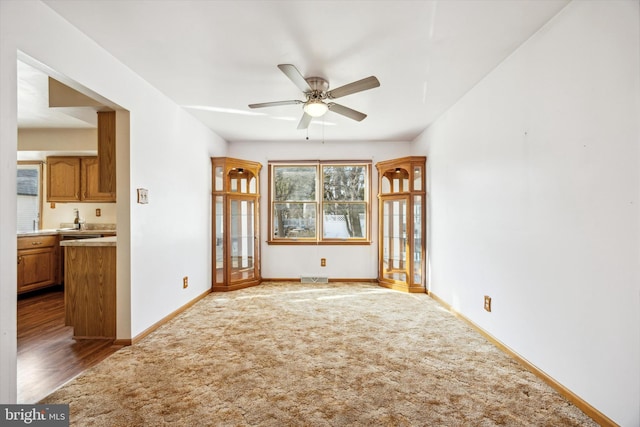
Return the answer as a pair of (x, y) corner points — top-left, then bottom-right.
(305, 77), (329, 92)
(248, 64), (379, 128)
(305, 77), (329, 100)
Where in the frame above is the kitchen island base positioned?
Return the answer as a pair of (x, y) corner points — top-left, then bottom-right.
(61, 237), (116, 339)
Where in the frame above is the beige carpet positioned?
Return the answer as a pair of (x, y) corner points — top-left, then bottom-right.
(42, 282), (596, 426)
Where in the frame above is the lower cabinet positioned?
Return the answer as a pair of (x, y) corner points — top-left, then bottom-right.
(64, 245), (116, 339)
(17, 235), (59, 294)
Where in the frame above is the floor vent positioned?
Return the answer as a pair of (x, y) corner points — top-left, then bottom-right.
(300, 276), (329, 284)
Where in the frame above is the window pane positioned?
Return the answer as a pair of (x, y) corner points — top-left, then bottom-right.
(323, 203), (366, 238)
(214, 166), (224, 191)
(274, 166), (316, 201)
(413, 166), (422, 191)
(381, 175), (391, 194)
(273, 202), (316, 238)
(230, 199), (255, 281)
(382, 199), (407, 281)
(17, 164), (41, 233)
(214, 196), (224, 284)
(322, 165), (366, 201)
(413, 195), (422, 284)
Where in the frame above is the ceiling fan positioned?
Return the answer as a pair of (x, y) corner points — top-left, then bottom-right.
(248, 64), (380, 129)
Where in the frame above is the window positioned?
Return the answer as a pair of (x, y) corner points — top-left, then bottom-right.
(17, 162), (43, 233)
(269, 161), (371, 244)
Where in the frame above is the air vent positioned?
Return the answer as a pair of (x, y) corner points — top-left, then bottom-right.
(300, 276), (329, 284)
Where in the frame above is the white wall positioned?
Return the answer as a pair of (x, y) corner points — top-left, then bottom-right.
(414, 1), (639, 425)
(229, 140), (413, 279)
(1, 0), (227, 403)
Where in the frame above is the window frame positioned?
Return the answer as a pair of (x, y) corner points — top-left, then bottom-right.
(268, 160), (372, 245)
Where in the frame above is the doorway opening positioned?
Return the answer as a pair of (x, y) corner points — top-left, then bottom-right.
(15, 54), (131, 403)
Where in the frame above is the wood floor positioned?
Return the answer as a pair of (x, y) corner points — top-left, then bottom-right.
(17, 285), (123, 403)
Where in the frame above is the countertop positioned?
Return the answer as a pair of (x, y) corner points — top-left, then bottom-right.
(59, 236), (117, 247)
(18, 228), (117, 238)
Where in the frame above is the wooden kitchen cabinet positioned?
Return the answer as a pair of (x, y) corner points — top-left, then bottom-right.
(47, 156), (116, 202)
(82, 157), (116, 201)
(17, 235), (59, 294)
(47, 156), (81, 202)
(63, 242), (116, 339)
(97, 111), (116, 194)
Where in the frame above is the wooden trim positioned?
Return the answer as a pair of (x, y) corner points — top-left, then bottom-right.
(267, 160), (373, 244)
(97, 111), (116, 194)
(328, 278), (378, 283)
(428, 291), (618, 427)
(212, 280), (260, 292)
(125, 288), (211, 346)
(266, 240), (372, 246)
(260, 278), (378, 284)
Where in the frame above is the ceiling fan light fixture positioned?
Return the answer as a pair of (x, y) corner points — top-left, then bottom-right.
(303, 99), (328, 117)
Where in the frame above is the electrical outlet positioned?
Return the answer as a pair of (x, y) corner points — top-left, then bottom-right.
(96, 208), (101, 217)
(183, 276), (189, 289)
(484, 295), (492, 312)
(320, 258), (326, 267)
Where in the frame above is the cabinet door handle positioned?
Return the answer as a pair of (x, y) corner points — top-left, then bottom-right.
(31, 241), (42, 246)
(17, 256), (22, 264)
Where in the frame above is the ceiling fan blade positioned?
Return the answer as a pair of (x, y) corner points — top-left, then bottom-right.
(278, 64), (312, 93)
(248, 100), (303, 109)
(327, 76), (380, 99)
(297, 112), (312, 129)
(328, 103), (367, 121)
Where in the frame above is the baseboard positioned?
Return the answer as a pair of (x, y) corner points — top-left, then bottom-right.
(329, 278), (378, 283)
(428, 292), (618, 427)
(116, 288), (211, 346)
(261, 277), (378, 283)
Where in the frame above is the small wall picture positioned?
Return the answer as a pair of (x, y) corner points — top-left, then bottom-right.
(137, 188), (149, 204)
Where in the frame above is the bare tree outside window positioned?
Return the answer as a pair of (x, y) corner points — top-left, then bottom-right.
(269, 162), (370, 244)
(273, 166), (317, 238)
(322, 165), (366, 238)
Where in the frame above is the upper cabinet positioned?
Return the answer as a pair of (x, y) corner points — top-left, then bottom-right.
(47, 156), (116, 203)
(82, 157), (116, 202)
(47, 157), (81, 202)
(97, 111), (116, 194)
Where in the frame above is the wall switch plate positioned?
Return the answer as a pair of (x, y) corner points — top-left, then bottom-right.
(484, 295), (492, 312)
(137, 188), (149, 204)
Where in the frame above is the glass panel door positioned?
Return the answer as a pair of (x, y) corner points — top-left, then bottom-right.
(382, 197), (408, 282)
(214, 196), (224, 285)
(229, 198), (255, 282)
(413, 195), (422, 284)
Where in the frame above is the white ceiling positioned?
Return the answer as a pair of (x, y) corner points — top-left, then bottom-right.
(22, 0), (570, 142)
(18, 61), (97, 129)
